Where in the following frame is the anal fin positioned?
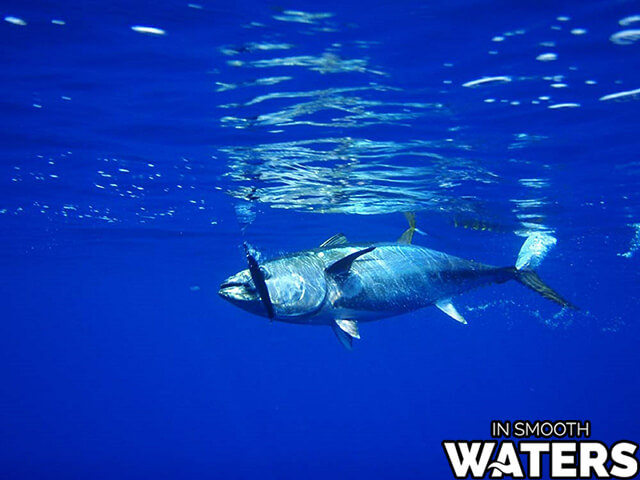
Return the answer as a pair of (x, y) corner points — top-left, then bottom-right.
(435, 299), (467, 325)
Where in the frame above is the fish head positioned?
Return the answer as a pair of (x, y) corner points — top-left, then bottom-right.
(219, 254), (327, 320)
(218, 268), (267, 317)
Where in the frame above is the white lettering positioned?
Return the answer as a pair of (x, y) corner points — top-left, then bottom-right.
(579, 442), (609, 478)
(610, 442), (639, 479)
(520, 442), (550, 477)
(443, 441), (496, 478)
(488, 442), (525, 479)
(551, 443), (577, 477)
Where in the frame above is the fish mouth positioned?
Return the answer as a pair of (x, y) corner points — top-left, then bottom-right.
(218, 279), (257, 302)
(218, 282), (244, 300)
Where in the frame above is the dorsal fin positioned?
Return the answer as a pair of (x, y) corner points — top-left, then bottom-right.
(325, 246), (375, 280)
(320, 233), (349, 248)
(398, 212), (416, 244)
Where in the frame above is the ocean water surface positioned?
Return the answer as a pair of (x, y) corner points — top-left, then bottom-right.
(1, 0), (639, 478)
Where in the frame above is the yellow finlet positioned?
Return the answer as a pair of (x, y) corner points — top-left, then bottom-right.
(398, 212), (416, 244)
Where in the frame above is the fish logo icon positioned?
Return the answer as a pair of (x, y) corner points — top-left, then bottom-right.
(486, 461), (509, 475)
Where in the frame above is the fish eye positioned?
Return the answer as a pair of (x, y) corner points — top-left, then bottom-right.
(259, 268), (272, 280)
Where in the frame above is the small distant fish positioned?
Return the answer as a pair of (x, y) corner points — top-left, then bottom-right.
(450, 215), (512, 233)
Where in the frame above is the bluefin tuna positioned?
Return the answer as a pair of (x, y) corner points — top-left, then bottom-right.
(218, 215), (575, 349)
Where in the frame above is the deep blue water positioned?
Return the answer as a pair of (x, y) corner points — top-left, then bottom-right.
(1, 0), (639, 478)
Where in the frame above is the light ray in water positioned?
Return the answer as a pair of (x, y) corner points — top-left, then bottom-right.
(220, 138), (504, 216)
(218, 85), (442, 129)
(599, 87), (640, 102)
(273, 10), (334, 24)
(610, 29), (640, 45)
(245, 52), (385, 75)
(462, 76), (512, 88)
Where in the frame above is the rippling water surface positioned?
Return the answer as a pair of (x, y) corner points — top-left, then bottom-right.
(1, 0), (639, 478)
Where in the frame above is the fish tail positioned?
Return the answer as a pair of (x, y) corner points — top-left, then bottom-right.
(512, 268), (577, 310)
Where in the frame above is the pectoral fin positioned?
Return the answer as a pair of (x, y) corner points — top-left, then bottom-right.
(332, 323), (355, 350)
(335, 319), (360, 339)
(325, 246), (375, 281)
(435, 299), (467, 325)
